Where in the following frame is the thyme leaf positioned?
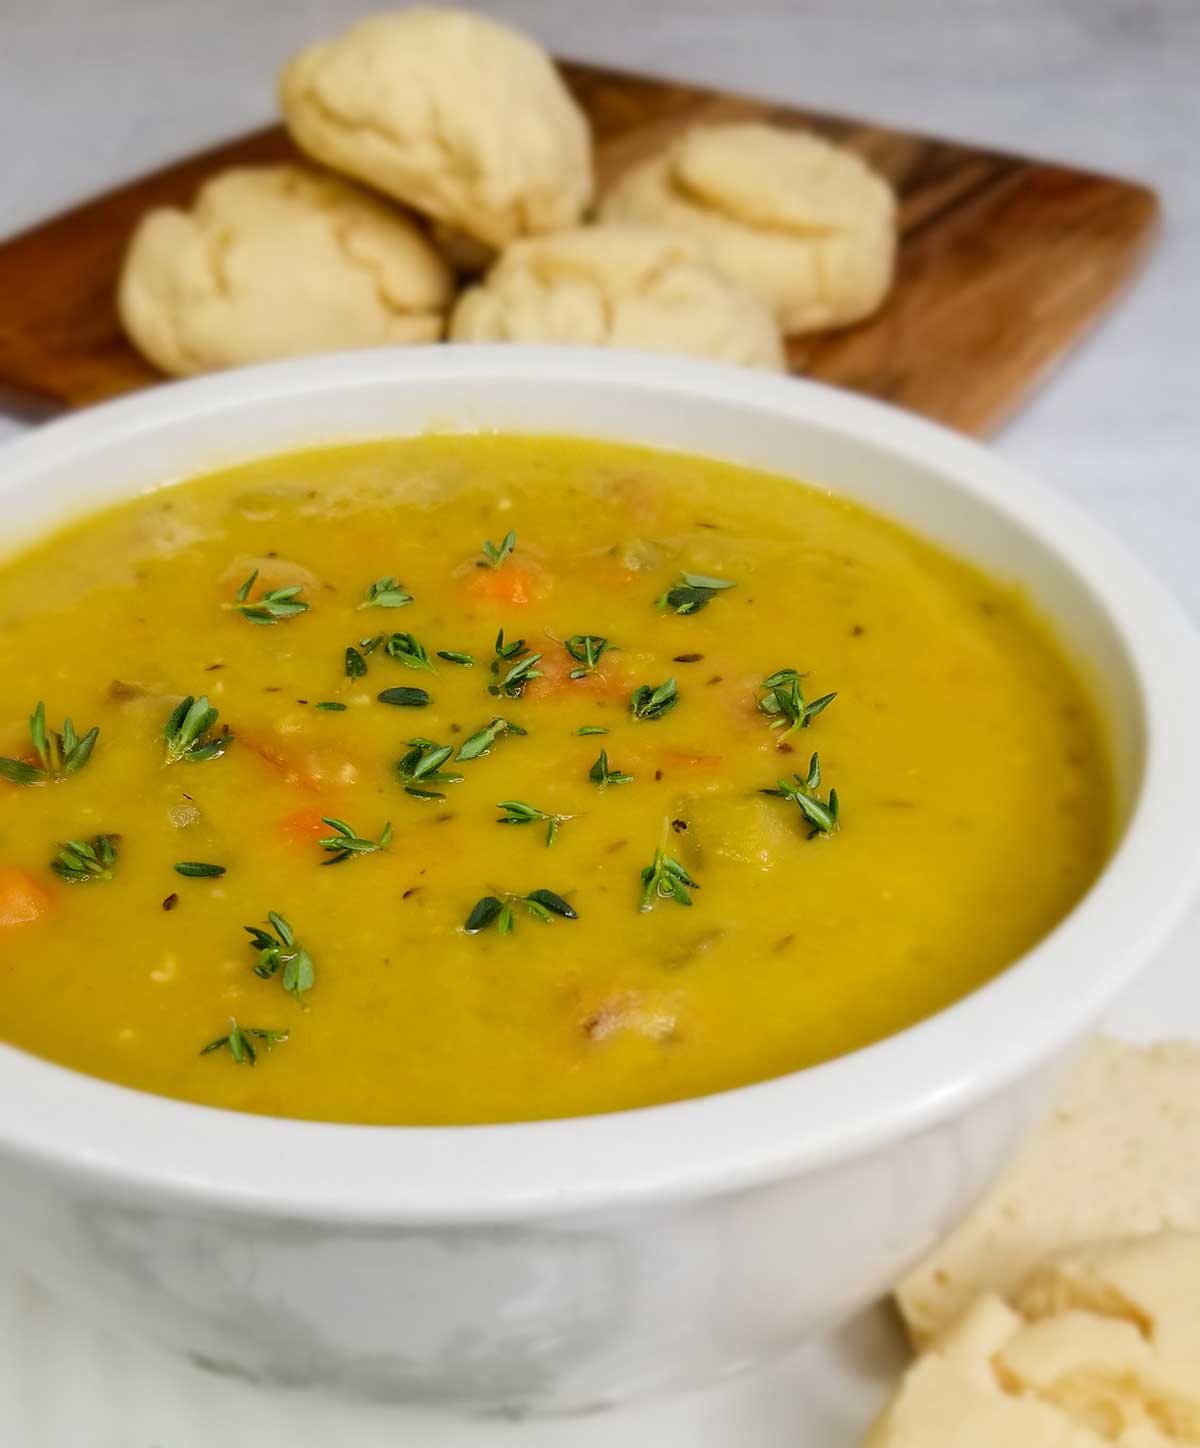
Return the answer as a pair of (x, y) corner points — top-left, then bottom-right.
(656, 572), (735, 615)
(378, 686), (431, 708)
(464, 887), (578, 934)
(759, 668), (837, 738)
(455, 716), (527, 762)
(481, 530), (516, 568)
(564, 634), (612, 678)
(174, 861), (226, 878)
(246, 912), (315, 1002)
(395, 737), (465, 800)
(164, 695), (232, 765)
(630, 678), (679, 721)
(437, 650), (475, 666)
(317, 816), (392, 865)
(385, 632), (436, 672)
(495, 800), (576, 846)
(52, 833), (118, 883)
(0, 702), (100, 785)
(223, 569), (310, 625)
(589, 749), (633, 787)
(760, 752), (841, 837)
(639, 844), (699, 911)
(200, 1018), (288, 1066)
(488, 630), (542, 699)
(358, 576), (414, 610)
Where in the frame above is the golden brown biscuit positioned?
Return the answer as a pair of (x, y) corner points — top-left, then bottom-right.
(117, 165), (453, 376)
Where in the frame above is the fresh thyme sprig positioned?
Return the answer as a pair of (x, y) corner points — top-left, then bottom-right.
(223, 569), (310, 625)
(317, 816), (392, 865)
(495, 800), (577, 846)
(481, 530), (516, 568)
(358, 576), (413, 610)
(200, 1018), (289, 1066)
(51, 833), (118, 883)
(246, 912), (315, 1002)
(758, 668), (837, 738)
(589, 749), (632, 787)
(455, 716), (527, 762)
(656, 572), (736, 615)
(163, 695), (233, 765)
(761, 752), (840, 837)
(564, 635), (613, 678)
(0, 702), (99, 785)
(640, 843), (699, 911)
(395, 737), (464, 800)
(488, 630), (542, 699)
(385, 632), (436, 672)
(464, 888), (578, 935)
(630, 678), (679, 721)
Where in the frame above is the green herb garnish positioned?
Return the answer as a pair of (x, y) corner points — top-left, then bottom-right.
(395, 737), (464, 800)
(378, 686), (431, 708)
(163, 695), (232, 765)
(630, 678), (679, 721)
(315, 701), (347, 712)
(640, 844), (699, 911)
(385, 632), (436, 672)
(52, 833), (118, 883)
(574, 725), (609, 736)
(358, 577), (413, 610)
(437, 650), (475, 666)
(455, 716), (527, 762)
(656, 572), (736, 615)
(481, 530), (516, 568)
(246, 912), (315, 1002)
(174, 861), (226, 878)
(758, 668), (837, 738)
(200, 1018), (288, 1066)
(464, 888), (578, 935)
(495, 800), (576, 846)
(0, 702), (99, 785)
(761, 752), (840, 836)
(223, 569), (310, 625)
(488, 630), (542, 699)
(589, 749), (633, 787)
(317, 816), (392, 865)
(345, 646), (368, 679)
(564, 634), (612, 678)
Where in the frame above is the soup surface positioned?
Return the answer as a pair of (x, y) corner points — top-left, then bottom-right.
(0, 436), (1110, 1124)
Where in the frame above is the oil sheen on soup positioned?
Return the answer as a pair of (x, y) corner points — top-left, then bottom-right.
(0, 436), (1111, 1124)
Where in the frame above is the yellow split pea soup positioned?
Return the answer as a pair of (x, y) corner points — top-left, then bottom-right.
(0, 436), (1111, 1124)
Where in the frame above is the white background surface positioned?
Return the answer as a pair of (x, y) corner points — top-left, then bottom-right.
(0, 1), (1198, 1442)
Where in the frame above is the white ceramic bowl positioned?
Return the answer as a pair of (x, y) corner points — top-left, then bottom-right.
(1, 347), (1198, 1412)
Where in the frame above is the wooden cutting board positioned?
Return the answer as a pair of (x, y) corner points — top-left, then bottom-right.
(0, 60), (1159, 435)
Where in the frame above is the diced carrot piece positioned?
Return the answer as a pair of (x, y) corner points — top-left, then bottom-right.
(242, 735), (359, 793)
(0, 869), (54, 928)
(522, 648), (633, 703)
(460, 561), (548, 608)
(278, 809), (333, 846)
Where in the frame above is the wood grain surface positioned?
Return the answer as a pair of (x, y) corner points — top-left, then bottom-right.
(0, 59), (1159, 434)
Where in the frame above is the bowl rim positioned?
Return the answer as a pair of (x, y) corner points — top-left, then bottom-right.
(2, 345), (1199, 1223)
